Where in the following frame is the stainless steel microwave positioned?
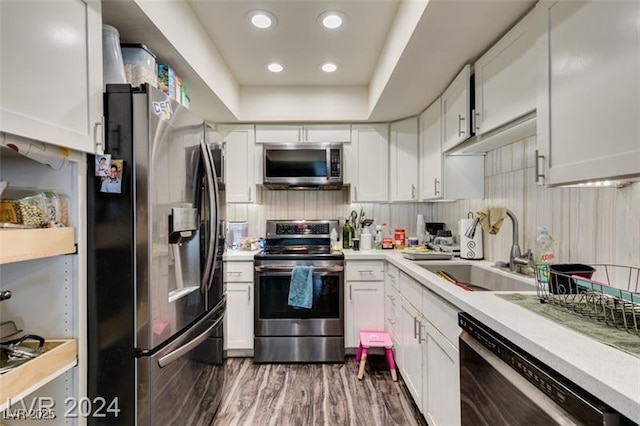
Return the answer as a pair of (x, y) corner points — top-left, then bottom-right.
(263, 143), (343, 189)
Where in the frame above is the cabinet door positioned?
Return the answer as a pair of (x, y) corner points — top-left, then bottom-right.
(390, 117), (419, 202)
(345, 281), (384, 348)
(419, 98), (443, 200)
(219, 125), (256, 203)
(424, 321), (460, 426)
(224, 282), (254, 350)
(442, 65), (471, 152)
(304, 124), (351, 143)
(539, 1), (640, 185)
(474, 8), (537, 135)
(1, 0), (103, 153)
(399, 301), (423, 407)
(349, 124), (389, 202)
(255, 125), (301, 143)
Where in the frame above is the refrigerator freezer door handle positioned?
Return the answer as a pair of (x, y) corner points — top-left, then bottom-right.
(157, 314), (223, 368)
(200, 140), (218, 293)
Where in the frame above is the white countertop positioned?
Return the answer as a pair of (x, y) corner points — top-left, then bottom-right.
(343, 249), (640, 422)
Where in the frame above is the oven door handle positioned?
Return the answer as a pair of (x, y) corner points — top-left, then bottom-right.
(254, 265), (344, 273)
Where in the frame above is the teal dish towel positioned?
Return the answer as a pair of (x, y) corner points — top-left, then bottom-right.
(288, 266), (314, 309)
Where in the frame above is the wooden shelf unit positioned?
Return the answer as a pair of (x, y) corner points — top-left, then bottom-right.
(0, 339), (77, 411)
(0, 227), (75, 264)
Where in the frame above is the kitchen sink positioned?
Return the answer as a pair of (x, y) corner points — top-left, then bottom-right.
(416, 263), (536, 292)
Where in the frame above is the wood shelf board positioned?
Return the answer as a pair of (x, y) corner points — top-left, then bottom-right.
(0, 227), (75, 264)
(0, 339), (77, 411)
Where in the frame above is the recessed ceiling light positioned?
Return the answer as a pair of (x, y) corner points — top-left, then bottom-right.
(318, 11), (346, 30)
(321, 62), (338, 73)
(267, 62), (283, 73)
(247, 10), (277, 29)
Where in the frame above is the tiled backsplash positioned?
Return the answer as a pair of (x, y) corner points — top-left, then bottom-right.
(227, 136), (639, 269)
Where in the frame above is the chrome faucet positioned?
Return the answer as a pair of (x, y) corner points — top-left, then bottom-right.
(465, 208), (532, 275)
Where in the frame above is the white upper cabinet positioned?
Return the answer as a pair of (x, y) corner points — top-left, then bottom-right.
(347, 124), (389, 203)
(419, 99), (444, 200)
(441, 65), (471, 152)
(217, 124), (258, 203)
(419, 98), (484, 201)
(537, 0), (640, 185)
(390, 117), (419, 202)
(474, 7), (538, 135)
(0, 0), (103, 153)
(255, 124), (351, 143)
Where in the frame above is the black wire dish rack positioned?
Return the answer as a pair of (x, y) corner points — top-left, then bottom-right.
(535, 263), (640, 336)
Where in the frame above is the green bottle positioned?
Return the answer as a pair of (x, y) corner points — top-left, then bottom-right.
(342, 219), (352, 249)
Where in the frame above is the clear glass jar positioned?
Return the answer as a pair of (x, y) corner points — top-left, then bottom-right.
(0, 188), (47, 228)
(394, 228), (406, 249)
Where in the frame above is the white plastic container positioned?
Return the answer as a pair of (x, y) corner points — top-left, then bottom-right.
(102, 25), (126, 88)
(227, 221), (248, 250)
(121, 43), (157, 88)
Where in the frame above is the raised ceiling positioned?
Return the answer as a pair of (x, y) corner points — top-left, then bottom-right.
(103, 0), (537, 123)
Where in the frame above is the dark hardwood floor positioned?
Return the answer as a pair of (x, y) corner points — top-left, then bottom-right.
(213, 356), (425, 426)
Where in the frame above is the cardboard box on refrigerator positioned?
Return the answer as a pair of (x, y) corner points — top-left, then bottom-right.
(157, 64), (175, 99)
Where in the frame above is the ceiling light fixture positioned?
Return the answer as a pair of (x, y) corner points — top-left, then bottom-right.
(318, 11), (346, 30)
(266, 62), (283, 73)
(247, 10), (277, 29)
(321, 62), (338, 73)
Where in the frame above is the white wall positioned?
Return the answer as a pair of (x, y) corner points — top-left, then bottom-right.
(226, 135), (640, 272)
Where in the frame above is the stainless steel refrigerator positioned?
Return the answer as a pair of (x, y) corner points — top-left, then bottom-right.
(87, 84), (226, 425)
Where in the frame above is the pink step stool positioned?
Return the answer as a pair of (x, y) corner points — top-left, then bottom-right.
(355, 330), (397, 381)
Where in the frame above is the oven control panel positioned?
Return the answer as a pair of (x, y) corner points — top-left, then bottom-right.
(267, 221), (335, 237)
(276, 223), (329, 235)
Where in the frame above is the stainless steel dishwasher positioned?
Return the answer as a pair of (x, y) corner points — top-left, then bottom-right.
(458, 312), (629, 425)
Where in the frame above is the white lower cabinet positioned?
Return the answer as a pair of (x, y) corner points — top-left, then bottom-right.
(345, 261), (385, 348)
(224, 261), (254, 353)
(396, 270), (461, 424)
(422, 320), (460, 426)
(399, 297), (423, 404)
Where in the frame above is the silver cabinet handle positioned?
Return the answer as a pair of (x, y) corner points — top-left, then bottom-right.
(413, 316), (418, 339)
(354, 186), (358, 200)
(248, 287), (251, 302)
(411, 184), (416, 199)
(535, 149), (545, 185)
(458, 114), (466, 137)
(349, 284), (352, 302)
(94, 117), (105, 154)
(472, 109), (480, 132)
(358, 270), (374, 274)
(434, 178), (440, 196)
(418, 321), (426, 343)
(248, 186), (252, 200)
(387, 273), (396, 281)
(228, 271), (242, 275)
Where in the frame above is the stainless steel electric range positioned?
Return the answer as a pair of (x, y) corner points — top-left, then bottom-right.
(254, 220), (344, 363)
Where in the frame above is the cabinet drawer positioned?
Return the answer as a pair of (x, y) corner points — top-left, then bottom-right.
(423, 289), (461, 347)
(225, 262), (254, 282)
(386, 263), (400, 290)
(400, 272), (423, 311)
(346, 261), (385, 281)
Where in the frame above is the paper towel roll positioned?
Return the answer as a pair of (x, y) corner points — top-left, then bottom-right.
(360, 233), (373, 250)
(459, 219), (484, 260)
